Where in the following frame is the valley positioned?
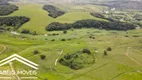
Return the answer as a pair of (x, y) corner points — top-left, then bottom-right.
(0, 0), (141, 80)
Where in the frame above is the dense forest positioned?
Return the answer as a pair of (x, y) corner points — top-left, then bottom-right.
(46, 19), (136, 31)
(0, 16), (30, 30)
(0, 5), (18, 16)
(43, 5), (65, 18)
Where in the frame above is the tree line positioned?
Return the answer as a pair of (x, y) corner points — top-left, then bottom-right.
(0, 5), (18, 16)
(46, 19), (136, 31)
(43, 5), (65, 18)
(0, 16), (30, 30)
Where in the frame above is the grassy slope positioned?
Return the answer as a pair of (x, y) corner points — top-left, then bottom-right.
(53, 3), (108, 12)
(0, 29), (141, 80)
(9, 4), (105, 34)
(0, 3), (141, 80)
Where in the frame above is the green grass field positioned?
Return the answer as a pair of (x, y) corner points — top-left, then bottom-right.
(9, 3), (106, 34)
(0, 3), (141, 80)
(0, 28), (142, 80)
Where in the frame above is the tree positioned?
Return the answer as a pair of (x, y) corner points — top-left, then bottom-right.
(33, 50), (39, 55)
(107, 47), (112, 51)
(63, 30), (67, 34)
(32, 31), (38, 35)
(51, 39), (55, 41)
(104, 50), (107, 56)
(61, 38), (66, 41)
(82, 48), (91, 54)
(40, 55), (46, 60)
(21, 29), (30, 34)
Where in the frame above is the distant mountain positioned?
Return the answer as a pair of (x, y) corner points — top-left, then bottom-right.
(6, 0), (142, 4)
(0, 0), (8, 5)
(101, 1), (142, 11)
(5, 0), (142, 11)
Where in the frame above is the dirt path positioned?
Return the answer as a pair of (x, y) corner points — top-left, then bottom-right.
(125, 47), (142, 67)
(0, 45), (21, 80)
(54, 50), (63, 66)
(9, 62), (21, 80)
(0, 45), (6, 54)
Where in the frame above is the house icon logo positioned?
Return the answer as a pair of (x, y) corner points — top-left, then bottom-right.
(0, 54), (39, 79)
(0, 54), (38, 70)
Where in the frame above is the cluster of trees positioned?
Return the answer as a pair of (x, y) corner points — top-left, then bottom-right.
(33, 50), (46, 60)
(133, 14), (142, 21)
(43, 5), (65, 18)
(46, 22), (70, 31)
(104, 47), (112, 56)
(0, 16), (30, 30)
(59, 48), (95, 70)
(0, 5), (18, 16)
(46, 19), (136, 31)
(21, 29), (38, 35)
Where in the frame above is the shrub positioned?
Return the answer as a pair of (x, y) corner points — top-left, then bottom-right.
(82, 48), (91, 54)
(92, 37), (95, 39)
(64, 54), (71, 60)
(32, 31), (38, 35)
(21, 29), (31, 34)
(33, 50), (39, 55)
(89, 36), (92, 38)
(51, 33), (59, 36)
(61, 38), (66, 41)
(107, 47), (112, 51)
(125, 35), (129, 37)
(70, 62), (84, 70)
(63, 30), (67, 34)
(104, 50), (107, 56)
(40, 55), (46, 60)
(51, 39), (55, 41)
(133, 35), (139, 37)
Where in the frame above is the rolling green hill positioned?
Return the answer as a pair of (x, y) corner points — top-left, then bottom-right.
(0, 28), (141, 80)
(0, 2), (141, 80)
(9, 4), (106, 34)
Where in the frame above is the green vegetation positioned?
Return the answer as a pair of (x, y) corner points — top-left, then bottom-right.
(46, 19), (136, 31)
(0, 5), (18, 16)
(59, 49), (95, 70)
(0, 16), (29, 31)
(0, 28), (141, 80)
(43, 5), (65, 18)
(9, 4), (105, 34)
(0, 2), (141, 80)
